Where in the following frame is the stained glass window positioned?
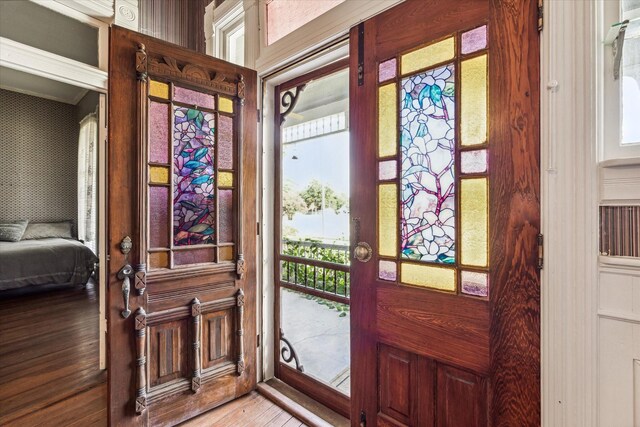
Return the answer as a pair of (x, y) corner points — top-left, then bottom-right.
(376, 26), (490, 297)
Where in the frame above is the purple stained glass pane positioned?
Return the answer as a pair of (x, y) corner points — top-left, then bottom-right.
(461, 149), (488, 174)
(218, 115), (233, 170)
(174, 86), (215, 110)
(174, 248), (215, 265)
(379, 160), (397, 180)
(219, 189), (234, 243)
(461, 270), (489, 297)
(149, 186), (169, 248)
(173, 106), (216, 246)
(149, 102), (169, 163)
(379, 260), (397, 281)
(461, 25), (487, 55)
(401, 64), (456, 264)
(379, 58), (397, 83)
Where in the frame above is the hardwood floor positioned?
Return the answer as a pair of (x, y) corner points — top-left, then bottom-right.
(0, 282), (106, 426)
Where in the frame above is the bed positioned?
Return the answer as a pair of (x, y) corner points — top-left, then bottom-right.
(0, 238), (97, 291)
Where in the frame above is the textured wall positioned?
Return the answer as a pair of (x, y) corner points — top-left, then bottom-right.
(0, 89), (78, 223)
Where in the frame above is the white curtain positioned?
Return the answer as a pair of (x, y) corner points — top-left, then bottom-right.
(78, 113), (98, 253)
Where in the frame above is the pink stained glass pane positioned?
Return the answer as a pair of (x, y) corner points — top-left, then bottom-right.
(379, 58), (397, 83)
(461, 270), (489, 297)
(149, 102), (169, 163)
(173, 106), (216, 246)
(219, 189), (234, 243)
(149, 186), (169, 248)
(461, 25), (487, 55)
(461, 149), (488, 174)
(218, 115), (233, 170)
(379, 260), (397, 281)
(267, 0), (345, 45)
(174, 86), (215, 110)
(379, 160), (397, 180)
(173, 248), (215, 266)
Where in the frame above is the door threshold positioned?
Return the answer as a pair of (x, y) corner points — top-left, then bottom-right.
(257, 379), (349, 427)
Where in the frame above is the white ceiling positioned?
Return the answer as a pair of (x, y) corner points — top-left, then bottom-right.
(0, 67), (88, 105)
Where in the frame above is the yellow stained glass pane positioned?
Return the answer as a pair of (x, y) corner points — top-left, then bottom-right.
(219, 97), (234, 113)
(401, 37), (455, 75)
(149, 80), (169, 99)
(378, 184), (397, 257)
(378, 83), (397, 158)
(149, 165), (169, 184)
(218, 171), (233, 187)
(400, 263), (456, 291)
(461, 54), (487, 146)
(461, 178), (488, 267)
(149, 251), (169, 269)
(220, 246), (234, 262)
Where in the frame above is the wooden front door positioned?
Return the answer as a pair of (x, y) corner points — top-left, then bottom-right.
(107, 26), (257, 426)
(349, 0), (540, 425)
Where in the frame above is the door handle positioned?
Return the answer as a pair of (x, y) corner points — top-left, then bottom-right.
(354, 242), (372, 263)
(117, 264), (134, 318)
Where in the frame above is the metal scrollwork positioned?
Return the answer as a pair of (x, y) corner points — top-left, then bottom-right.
(280, 84), (306, 125)
(280, 328), (304, 372)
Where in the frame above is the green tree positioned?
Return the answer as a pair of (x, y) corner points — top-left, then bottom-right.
(282, 182), (308, 220)
(300, 180), (347, 214)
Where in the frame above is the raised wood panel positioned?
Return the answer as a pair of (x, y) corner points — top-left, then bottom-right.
(436, 365), (487, 427)
(202, 309), (235, 370)
(379, 345), (412, 425)
(149, 319), (189, 388)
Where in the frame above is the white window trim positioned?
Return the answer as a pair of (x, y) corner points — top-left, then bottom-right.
(206, 0), (244, 61)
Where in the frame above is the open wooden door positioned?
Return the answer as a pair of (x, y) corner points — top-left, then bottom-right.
(349, 0), (540, 425)
(107, 26), (257, 426)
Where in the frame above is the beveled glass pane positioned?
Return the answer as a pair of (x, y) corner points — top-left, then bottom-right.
(149, 251), (169, 269)
(219, 189), (234, 243)
(218, 97), (234, 113)
(461, 270), (489, 297)
(378, 160), (397, 181)
(378, 184), (397, 257)
(220, 246), (234, 261)
(218, 171), (233, 188)
(400, 263), (456, 291)
(461, 25), (487, 54)
(461, 54), (487, 146)
(400, 64), (456, 264)
(378, 83), (397, 158)
(461, 149), (488, 174)
(460, 178), (488, 266)
(149, 165), (170, 184)
(174, 248), (215, 265)
(218, 115), (234, 169)
(379, 259), (397, 281)
(149, 102), (169, 163)
(173, 86), (215, 109)
(401, 37), (455, 75)
(379, 58), (397, 82)
(149, 79), (169, 99)
(173, 106), (216, 246)
(149, 186), (168, 248)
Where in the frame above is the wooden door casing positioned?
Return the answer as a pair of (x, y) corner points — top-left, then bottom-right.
(349, 0), (540, 425)
(108, 26), (257, 426)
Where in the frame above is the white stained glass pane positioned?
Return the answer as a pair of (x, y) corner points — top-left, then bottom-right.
(622, 1), (640, 144)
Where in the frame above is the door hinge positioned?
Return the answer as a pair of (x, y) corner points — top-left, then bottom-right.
(257, 334), (260, 347)
(257, 222), (260, 235)
(360, 410), (366, 427)
(537, 233), (544, 270)
(357, 22), (365, 86)
(257, 108), (261, 122)
(537, 0), (543, 32)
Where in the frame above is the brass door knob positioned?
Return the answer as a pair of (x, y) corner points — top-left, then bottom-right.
(353, 242), (372, 262)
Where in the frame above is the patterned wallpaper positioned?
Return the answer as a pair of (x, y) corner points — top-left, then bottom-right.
(0, 89), (79, 223)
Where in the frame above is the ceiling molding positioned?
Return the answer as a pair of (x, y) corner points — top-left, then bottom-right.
(0, 83), (87, 105)
(0, 37), (108, 93)
(55, 0), (114, 19)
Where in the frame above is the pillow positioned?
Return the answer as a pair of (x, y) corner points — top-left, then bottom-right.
(0, 220), (29, 242)
(22, 221), (74, 240)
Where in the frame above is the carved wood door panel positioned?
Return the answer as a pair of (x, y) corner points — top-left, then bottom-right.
(108, 26), (257, 426)
(349, 0), (540, 425)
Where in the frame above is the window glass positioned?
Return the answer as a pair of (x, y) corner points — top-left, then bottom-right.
(266, 0), (345, 45)
(622, 0), (640, 144)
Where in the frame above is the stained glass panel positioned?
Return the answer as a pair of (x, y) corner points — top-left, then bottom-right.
(461, 149), (488, 174)
(461, 270), (488, 297)
(400, 263), (456, 291)
(149, 102), (169, 163)
(461, 55), (487, 146)
(379, 58), (397, 82)
(149, 251), (169, 269)
(379, 260), (397, 281)
(219, 97), (234, 113)
(174, 86), (215, 109)
(461, 25), (487, 54)
(149, 186), (169, 248)
(378, 83), (397, 158)
(149, 165), (170, 184)
(173, 106), (216, 246)
(149, 80), (169, 99)
(218, 171), (233, 188)
(219, 189), (234, 243)
(379, 184), (397, 257)
(220, 246), (234, 262)
(218, 115), (234, 169)
(401, 37), (455, 75)
(400, 64), (456, 264)
(379, 160), (397, 181)
(174, 248), (215, 265)
(460, 178), (488, 266)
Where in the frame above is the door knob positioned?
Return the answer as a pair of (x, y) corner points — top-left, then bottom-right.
(353, 242), (372, 263)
